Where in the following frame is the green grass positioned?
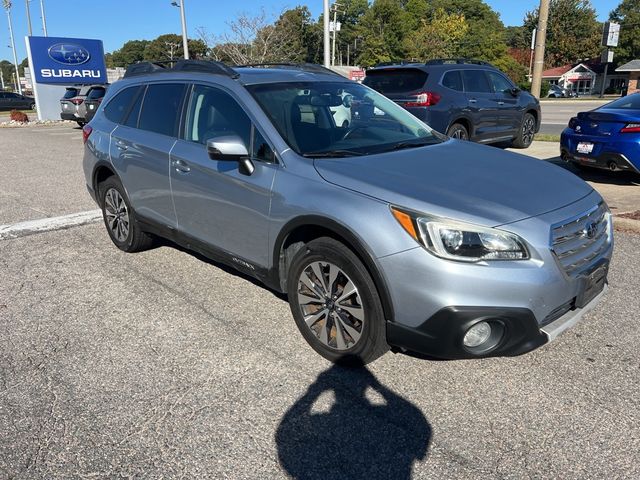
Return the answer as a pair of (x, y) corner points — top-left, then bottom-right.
(534, 133), (561, 142)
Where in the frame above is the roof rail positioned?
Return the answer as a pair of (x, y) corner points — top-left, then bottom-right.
(123, 59), (239, 79)
(424, 58), (495, 67)
(235, 63), (342, 77)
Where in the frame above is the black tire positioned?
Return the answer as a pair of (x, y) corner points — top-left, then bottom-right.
(447, 122), (469, 140)
(287, 237), (389, 365)
(512, 112), (536, 149)
(98, 176), (154, 253)
(76, 121), (85, 127)
(30, 103), (36, 110)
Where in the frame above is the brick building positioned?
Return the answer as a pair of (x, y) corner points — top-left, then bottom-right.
(616, 60), (640, 95)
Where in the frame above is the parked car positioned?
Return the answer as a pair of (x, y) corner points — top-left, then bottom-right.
(0, 91), (35, 111)
(83, 60), (612, 365)
(60, 85), (104, 126)
(362, 59), (541, 148)
(561, 93), (640, 174)
(83, 85), (108, 122)
(547, 84), (577, 98)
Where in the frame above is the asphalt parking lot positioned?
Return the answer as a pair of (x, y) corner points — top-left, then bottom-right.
(1, 125), (639, 479)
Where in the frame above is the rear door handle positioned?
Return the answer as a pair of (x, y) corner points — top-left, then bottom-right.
(468, 99), (477, 104)
(172, 159), (191, 173)
(115, 140), (128, 151)
(497, 101), (505, 106)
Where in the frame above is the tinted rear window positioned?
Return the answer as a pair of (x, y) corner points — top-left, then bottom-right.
(603, 94), (640, 110)
(442, 71), (463, 91)
(87, 87), (106, 99)
(63, 89), (79, 99)
(462, 70), (492, 93)
(104, 86), (141, 124)
(138, 83), (186, 137)
(363, 69), (428, 94)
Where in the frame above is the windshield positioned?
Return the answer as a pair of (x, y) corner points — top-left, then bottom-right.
(601, 93), (640, 111)
(246, 81), (442, 157)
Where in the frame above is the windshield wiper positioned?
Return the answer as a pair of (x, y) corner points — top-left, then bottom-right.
(387, 139), (439, 152)
(302, 149), (365, 158)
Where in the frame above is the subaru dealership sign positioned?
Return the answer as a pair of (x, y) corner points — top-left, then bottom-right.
(25, 36), (107, 120)
(27, 36), (107, 84)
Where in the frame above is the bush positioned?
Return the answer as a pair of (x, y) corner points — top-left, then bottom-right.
(516, 80), (550, 97)
(10, 110), (29, 123)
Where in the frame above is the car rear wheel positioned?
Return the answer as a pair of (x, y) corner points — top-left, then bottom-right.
(99, 176), (154, 253)
(30, 103), (36, 110)
(512, 112), (536, 148)
(447, 123), (469, 140)
(287, 237), (388, 365)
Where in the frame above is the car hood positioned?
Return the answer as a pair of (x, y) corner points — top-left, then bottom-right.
(313, 139), (593, 227)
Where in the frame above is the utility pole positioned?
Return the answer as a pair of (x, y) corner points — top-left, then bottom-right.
(331, 2), (341, 67)
(39, 0), (46, 35)
(165, 41), (179, 61)
(528, 28), (536, 81)
(24, 0), (31, 35)
(3, 1), (22, 94)
(0, 68), (5, 89)
(323, 0), (330, 67)
(531, 0), (550, 98)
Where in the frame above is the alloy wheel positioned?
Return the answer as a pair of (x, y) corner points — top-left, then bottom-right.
(104, 188), (130, 243)
(297, 261), (365, 351)
(522, 116), (535, 145)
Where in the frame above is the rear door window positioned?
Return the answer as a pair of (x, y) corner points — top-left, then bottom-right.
(442, 71), (463, 91)
(63, 89), (78, 99)
(363, 69), (428, 94)
(462, 70), (492, 93)
(87, 87), (106, 100)
(103, 86), (141, 124)
(138, 83), (186, 137)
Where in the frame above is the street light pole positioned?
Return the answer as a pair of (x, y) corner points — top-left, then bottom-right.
(39, 0), (46, 35)
(171, 1), (189, 59)
(24, 0), (32, 36)
(323, 0), (330, 67)
(3, 1), (22, 94)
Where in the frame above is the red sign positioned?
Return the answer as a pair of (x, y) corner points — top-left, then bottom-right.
(349, 69), (366, 81)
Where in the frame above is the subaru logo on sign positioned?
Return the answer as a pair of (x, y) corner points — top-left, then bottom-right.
(48, 43), (90, 65)
(584, 222), (597, 239)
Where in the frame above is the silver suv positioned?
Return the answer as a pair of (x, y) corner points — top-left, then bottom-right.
(82, 60), (613, 365)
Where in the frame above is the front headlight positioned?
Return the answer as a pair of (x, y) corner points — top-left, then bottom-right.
(391, 207), (529, 262)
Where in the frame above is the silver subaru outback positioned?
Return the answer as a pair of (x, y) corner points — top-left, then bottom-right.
(82, 60), (613, 365)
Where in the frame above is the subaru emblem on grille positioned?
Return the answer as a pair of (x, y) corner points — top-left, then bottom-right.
(583, 222), (597, 239)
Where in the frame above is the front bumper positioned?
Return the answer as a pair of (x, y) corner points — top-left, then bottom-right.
(386, 284), (608, 359)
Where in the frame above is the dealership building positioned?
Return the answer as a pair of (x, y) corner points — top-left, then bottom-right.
(542, 59), (628, 95)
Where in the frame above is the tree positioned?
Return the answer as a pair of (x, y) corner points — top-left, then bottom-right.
(143, 34), (207, 62)
(610, 0), (640, 65)
(523, 0), (601, 67)
(404, 8), (469, 61)
(0, 59), (17, 90)
(110, 40), (149, 67)
(357, 0), (410, 66)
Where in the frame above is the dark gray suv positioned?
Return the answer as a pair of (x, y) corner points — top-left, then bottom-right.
(82, 60), (611, 365)
(363, 59), (541, 148)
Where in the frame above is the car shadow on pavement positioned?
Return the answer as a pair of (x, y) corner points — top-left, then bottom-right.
(276, 364), (432, 480)
(544, 156), (640, 187)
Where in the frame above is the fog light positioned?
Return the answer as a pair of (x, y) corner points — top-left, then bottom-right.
(463, 321), (492, 348)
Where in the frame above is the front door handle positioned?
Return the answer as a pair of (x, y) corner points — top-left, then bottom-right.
(498, 101), (505, 106)
(172, 159), (191, 173)
(468, 98), (477, 104)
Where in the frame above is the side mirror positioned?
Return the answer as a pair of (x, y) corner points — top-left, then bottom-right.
(510, 87), (520, 97)
(206, 135), (255, 175)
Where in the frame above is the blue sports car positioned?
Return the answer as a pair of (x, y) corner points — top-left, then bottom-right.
(561, 93), (640, 174)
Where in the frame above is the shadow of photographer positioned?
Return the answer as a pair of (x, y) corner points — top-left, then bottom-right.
(276, 364), (431, 480)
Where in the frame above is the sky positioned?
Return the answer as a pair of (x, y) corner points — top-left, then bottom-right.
(1, 0), (616, 63)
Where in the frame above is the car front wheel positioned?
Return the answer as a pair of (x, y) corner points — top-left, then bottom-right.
(287, 237), (388, 365)
(512, 112), (536, 148)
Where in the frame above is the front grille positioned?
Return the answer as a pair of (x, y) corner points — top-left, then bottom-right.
(551, 203), (610, 277)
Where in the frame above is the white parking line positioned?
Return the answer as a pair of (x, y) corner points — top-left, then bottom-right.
(0, 210), (102, 240)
